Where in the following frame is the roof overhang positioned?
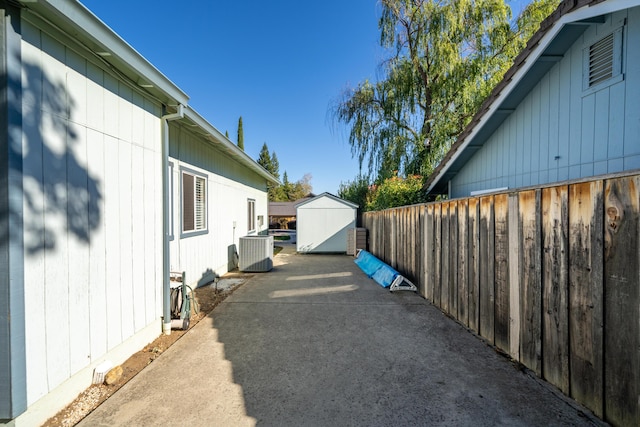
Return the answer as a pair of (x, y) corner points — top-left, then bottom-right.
(425, 0), (640, 195)
(18, 0), (279, 186)
(179, 107), (280, 185)
(18, 0), (189, 107)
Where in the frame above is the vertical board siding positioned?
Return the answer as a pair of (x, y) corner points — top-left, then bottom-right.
(169, 122), (271, 286)
(603, 176), (639, 426)
(542, 185), (570, 394)
(20, 20), (164, 401)
(569, 181), (604, 417)
(67, 124), (90, 376)
(87, 129), (107, 363)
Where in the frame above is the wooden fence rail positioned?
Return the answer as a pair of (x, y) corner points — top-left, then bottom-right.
(362, 174), (639, 427)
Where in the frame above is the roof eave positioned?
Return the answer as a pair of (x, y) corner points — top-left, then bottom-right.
(182, 107), (281, 186)
(425, 0), (640, 195)
(19, 0), (189, 107)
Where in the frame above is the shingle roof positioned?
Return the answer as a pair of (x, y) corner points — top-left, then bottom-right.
(269, 194), (316, 217)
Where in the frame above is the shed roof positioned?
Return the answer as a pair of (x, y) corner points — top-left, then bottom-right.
(295, 192), (359, 209)
(424, 0), (635, 196)
(19, 0), (279, 186)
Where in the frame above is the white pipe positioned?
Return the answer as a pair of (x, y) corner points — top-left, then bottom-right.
(161, 104), (184, 334)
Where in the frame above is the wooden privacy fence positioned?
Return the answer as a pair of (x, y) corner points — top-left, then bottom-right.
(362, 173), (639, 427)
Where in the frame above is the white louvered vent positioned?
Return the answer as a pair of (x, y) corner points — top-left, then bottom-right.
(588, 33), (614, 87)
(583, 26), (624, 92)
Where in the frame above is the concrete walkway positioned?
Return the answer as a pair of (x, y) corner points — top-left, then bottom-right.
(80, 246), (603, 426)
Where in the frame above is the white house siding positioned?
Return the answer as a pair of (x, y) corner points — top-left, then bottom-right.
(19, 15), (163, 408)
(168, 123), (269, 286)
(450, 7), (640, 198)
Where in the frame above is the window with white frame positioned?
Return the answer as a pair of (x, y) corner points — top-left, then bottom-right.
(583, 26), (624, 92)
(182, 170), (207, 234)
(247, 199), (256, 232)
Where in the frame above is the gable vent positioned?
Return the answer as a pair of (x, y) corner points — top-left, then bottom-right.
(588, 33), (614, 87)
(583, 26), (624, 92)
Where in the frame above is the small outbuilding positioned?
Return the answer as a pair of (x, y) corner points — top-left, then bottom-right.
(296, 193), (358, 253)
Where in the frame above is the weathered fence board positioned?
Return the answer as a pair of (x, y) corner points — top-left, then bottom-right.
(416, 206), (425, 294)
(604, 176), (639, 426)
(457, 200), (469, 326)
(434, 203), (442, 308)
(425, 205), (435, 301)
(519, 189), (542, 376)
(541, 185), (570, 394)
(442, 203), (452, 314)
(479, 196), (495, 344)
(469, 198), (480, 334)
(569, 180), (604, 417)
(494, 194), (510, 354)
(508, 194), (521, 360)
(449, 202), (459, 317)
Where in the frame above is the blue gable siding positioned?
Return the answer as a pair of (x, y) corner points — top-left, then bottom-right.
(450, 7), (640, 198)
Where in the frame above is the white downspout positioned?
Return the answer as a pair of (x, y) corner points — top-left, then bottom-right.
(161, 104), (184, 334)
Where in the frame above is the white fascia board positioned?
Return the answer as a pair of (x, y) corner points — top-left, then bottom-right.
(183, 106), (280, 186)
(426, 0), (640, 193)
(20, 0), (189, 106)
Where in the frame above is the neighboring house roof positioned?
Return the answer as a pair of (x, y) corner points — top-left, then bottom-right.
(424, 0), (633, 196)
(269, 202), (298, 217)
(295, 192), (359, 209)
(19, 0), (279, 186)
(269, 194), (316, 217)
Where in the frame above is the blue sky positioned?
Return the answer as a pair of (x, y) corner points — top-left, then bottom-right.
(79, 0), (383, 194)
(80, 0), (528, 194)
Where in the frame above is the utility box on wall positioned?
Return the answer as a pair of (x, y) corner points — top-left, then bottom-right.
(296, 193), (358, 253)
(239, 235), (274, 272)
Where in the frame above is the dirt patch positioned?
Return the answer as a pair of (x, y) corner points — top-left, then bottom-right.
(42, 272), (253, 427)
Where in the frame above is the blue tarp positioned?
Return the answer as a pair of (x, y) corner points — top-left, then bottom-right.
(354, 250), (401, 288)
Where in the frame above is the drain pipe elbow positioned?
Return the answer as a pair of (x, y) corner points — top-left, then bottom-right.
(161, 104), (184, 335)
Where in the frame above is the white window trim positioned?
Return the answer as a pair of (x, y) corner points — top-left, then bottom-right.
(247, 199), (256, 233)
(181, 168), (208, 237)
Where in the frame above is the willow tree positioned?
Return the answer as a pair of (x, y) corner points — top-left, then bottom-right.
(335, 0), (559, 181)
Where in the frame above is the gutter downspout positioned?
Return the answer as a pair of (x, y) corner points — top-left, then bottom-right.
(161, 104), (184, 334)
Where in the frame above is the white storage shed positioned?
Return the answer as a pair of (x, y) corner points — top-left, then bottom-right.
(296, 193), (358, 253)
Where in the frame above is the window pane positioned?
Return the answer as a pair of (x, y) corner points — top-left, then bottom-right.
(183, 173), (195, 232)
(248, 199), (255, 231)
(195, 176), (206, 230)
